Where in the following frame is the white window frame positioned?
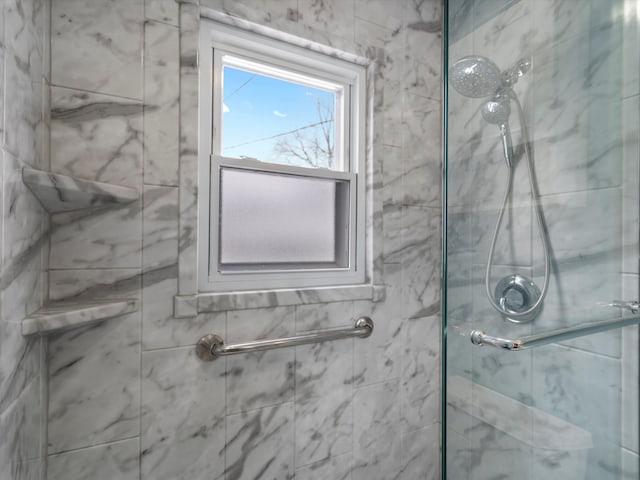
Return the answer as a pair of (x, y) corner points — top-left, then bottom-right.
(198, 19), (366, 292)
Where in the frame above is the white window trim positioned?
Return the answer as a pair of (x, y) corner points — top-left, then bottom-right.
(198, 19), (367, 293)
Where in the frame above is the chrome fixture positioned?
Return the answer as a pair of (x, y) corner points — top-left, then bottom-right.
(606, 299), (640, 314)
(470, 313), (640, 351)
(494, 274), (542, 323)
(195, 316), (374, 361)
(450, 55), (549, 324)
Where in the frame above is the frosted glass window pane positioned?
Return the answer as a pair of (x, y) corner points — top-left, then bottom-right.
(219, 168), (347, 267)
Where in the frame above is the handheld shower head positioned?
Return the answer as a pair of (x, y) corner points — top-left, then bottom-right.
(481, 95), (514, 167)
(449, 55), (502, 98)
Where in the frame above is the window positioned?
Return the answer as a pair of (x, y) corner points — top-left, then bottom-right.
(199, 20), (366, 292)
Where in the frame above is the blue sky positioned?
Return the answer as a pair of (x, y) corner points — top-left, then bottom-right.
(221, 66), (335, 168)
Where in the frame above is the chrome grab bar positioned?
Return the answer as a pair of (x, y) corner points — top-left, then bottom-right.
(470, 314), (640, 351)
(195, 316), (374, 361)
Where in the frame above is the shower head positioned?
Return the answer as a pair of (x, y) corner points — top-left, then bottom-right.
(449, 55), (502, 98)
(481, 96), (511, 125)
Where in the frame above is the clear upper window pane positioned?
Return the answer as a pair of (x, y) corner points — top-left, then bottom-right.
(221, 65), (339, 170)
(218, 167), (349, 269)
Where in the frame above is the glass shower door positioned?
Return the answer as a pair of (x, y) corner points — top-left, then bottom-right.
(444, 0), (639, 478)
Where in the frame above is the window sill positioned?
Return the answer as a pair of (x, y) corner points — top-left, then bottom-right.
(174, 284), (383, 317)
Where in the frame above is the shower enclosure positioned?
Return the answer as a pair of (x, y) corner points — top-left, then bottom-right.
(444, 0), (640, 478)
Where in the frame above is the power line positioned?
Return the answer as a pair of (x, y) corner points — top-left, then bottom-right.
(225, 120), (332, 150)
(224, 74), (257, 101)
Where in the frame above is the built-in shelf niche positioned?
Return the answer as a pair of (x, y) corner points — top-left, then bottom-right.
(22, 167), (138, 213)
(22, 298), (139, 336)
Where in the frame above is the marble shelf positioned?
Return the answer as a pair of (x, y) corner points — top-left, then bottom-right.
(22, 298), (138, 336)
(22, 167), (138, 213)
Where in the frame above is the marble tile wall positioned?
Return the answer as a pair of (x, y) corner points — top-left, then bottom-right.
(0, 0), (50, 479)
(446, 0), (638, 479)
(45, 0), (443, 479)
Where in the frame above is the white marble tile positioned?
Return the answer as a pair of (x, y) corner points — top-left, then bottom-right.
(622, 274), (639, 453)
(621, 448), (640, 480)
(141, 347), (225, 480)
(353, 264), (404, 387)
(532, 343), (620, 476)
(402, 96), (441, 207)
(295, 388), (352, 467)
(354, 17), (389, 49)
(403, 0), (442, 101)
(50, 87), (143, 189)
(295, 301), (356, 333)
(48, 312), (140, 453)
(298, 0), (355, 44)
(225, 402), (295, 480)
(622, 95), (639, 275)
(49, 268), (141, 301)
(401, 206), (441, 319)
(145, 0), (179, 26)
(0, 377), (41, 467)
(382, 29), (404, 148)
(355, 0), (402, 31)
(50, 199), (142, 269)
(352, 380), (403, 480)
(177, 1), (199, 295)
(445, 428), (471, 480)
(144, 20), (179, 186)
(200, 0), (299, 31)
(52, 0), (144, 99)
(143, 185), (178, 271)
(398, 423), (440, 480)
(401, 315), (440, 433)
(226, 306), (296, 414)
(295, 453), (352, 480)
(48, 438), (139, 480)
(4, 0), (44, 165)
(295, 337), (353, 401)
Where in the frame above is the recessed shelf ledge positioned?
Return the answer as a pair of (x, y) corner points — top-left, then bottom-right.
(22, 298), (139, 336)
(22, 168), (138, 213)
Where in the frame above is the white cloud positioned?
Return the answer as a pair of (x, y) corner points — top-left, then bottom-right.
(223, 103), (230, 113)
(273, 109), (288, 117)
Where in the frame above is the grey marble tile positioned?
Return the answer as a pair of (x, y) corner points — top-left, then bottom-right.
(48, 438), (139, 480)
(50, 199), (142, 269)
(50, 87), (143, 189)
(295, 453), (352, 480)
(225, 402), (295, 480)
(52, 0), (144, 99)
(226, 306), (296, 414)
(354, 17), (389, 49)
(141, 347), (225, 480)
(382, 29), (404, 148)
(143, 185), (178, 271)
(382, 145), (403, 208)
(0, 458), (42, 480)
(145, 0), (179, 26)
(48, 312), (140, 453)
(144, 20), (179, 186)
